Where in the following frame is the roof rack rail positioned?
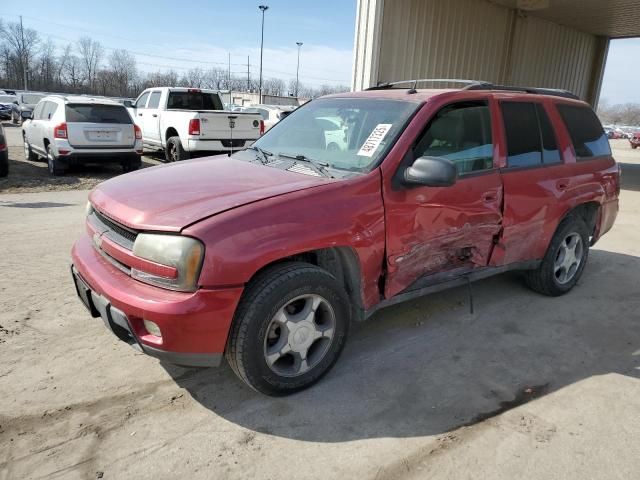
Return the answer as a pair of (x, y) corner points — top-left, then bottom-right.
(366, 78), (580, 100)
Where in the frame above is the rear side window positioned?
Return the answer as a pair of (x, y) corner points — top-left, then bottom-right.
(502, 102), (541, 167)
(414, 101), (494, 175)
(557, 104), (610, 159)
(167, 91), (223, 110)
(536, 104), (561, 164)
(65, 104), (132, 124)
(147, 91), (161, 109)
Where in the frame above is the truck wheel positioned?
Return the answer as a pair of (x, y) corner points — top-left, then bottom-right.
(23, 135), (38, 161)
(46, 145), (66, 176)
(525, 216), (590, 296)
(226, 262), (350, 396)
(165, 136), (189, 162)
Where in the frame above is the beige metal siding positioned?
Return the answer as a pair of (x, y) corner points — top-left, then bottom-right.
(509, 14), (601, 100)
(377, 0), (514, 85)
(355, 0), (610, 103)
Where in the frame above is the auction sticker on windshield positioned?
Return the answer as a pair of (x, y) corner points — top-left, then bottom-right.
(357, 124), (392, 157)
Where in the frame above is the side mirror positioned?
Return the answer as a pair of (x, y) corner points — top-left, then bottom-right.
(21, 110), (32, 119)
(123, 100), (133, 108)
(404, 156), (457, 187)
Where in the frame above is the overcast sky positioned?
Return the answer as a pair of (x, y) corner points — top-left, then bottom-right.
(1, 2), (637, 102)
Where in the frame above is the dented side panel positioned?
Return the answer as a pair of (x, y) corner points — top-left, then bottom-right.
(382, 172), (503, 298)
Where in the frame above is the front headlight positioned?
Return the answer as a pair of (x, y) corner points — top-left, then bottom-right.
(132, 234), (205, 292)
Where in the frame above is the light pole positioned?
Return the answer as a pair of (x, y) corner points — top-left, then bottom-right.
(295, 42), (303, 98)
(258, 5), (269, 103)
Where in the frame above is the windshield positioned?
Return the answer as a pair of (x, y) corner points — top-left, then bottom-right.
(166, 91), (223, 110)
(21, 93), (45, 104)
(248, 98), (419, 173)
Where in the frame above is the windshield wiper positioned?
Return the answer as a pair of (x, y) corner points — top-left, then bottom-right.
(277, 152), (334, 178)
(246, 145), (273, 165)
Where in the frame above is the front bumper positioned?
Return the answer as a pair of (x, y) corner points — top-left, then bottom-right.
(71, 235), (244, 367)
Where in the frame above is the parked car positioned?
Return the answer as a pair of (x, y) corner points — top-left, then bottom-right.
(22, 95), (142, 176)
(245, 104), (296, 131)
(125, 87), (263, 161)
(71, 81), (619, 395)
(11, 91), (46, 125)
(630, 131), (640, 149)
(0, 123), (8, 177)
(0, 94), (16, 120)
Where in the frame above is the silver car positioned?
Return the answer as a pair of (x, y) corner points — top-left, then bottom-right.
(21, 95), (143, 176)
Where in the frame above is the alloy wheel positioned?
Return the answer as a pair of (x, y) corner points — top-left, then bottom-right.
(554, 232), (584, 284)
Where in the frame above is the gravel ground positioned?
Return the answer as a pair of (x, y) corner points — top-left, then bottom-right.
(0, 122), (163, 193)
(0, 130), (639, 479)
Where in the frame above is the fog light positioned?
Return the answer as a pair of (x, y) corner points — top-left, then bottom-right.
(143, 319), (162, 337)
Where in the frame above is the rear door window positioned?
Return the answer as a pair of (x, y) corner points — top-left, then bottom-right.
(501, 102), (542, 168)
(65, 104), (132, 124)
(42, 102), (58, 121)
(557, 104), (611, 159)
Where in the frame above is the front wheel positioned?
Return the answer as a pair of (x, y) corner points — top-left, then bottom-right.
(23, 135), (38, 161)
(225, 262), (350, 396)
(525, 216), (590, 296)
(165, 136), (189, 162)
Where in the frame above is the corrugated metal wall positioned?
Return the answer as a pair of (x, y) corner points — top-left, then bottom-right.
(354, 0), (609, 104)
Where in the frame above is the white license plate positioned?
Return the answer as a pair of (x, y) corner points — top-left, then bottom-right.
(89, 131), (114, 141)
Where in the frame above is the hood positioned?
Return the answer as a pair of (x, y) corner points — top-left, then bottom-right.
(90, 156), (334, 231)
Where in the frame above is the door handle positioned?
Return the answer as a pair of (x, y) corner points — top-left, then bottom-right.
(138, 113), (143, 116)
(152, 114), (157, 118)
(556, 180), (569, 191)
(482, 192), (498, 203)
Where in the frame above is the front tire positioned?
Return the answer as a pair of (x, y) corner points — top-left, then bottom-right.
(165, 136), (189, 162)
(23, 135), (38, 161)
(525, 216), (590, 296)
(226, 262), (350, 396)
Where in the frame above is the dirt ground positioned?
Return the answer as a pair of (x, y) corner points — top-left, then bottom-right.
(0, 122), (163, 194)
(0, 125), (639, 479)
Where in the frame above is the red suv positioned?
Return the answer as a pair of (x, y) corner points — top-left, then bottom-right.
(71, 80), (619, 395)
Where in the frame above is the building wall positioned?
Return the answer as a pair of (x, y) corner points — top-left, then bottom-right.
(353, 0), (609, 104)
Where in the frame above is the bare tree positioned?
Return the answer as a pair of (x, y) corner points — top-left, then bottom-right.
(0, 20), (40, 89)
(77, 36), (103, 92)
(109, 49), (136, 96)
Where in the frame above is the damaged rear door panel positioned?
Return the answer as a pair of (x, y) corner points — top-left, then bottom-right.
(381, 98), (504, 298)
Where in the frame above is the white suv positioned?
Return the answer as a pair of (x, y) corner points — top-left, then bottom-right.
(22, 96), (143, 176)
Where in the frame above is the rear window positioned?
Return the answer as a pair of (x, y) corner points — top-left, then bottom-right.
(167, 91), (223, 110)
(557, 104), (610, 159)
(65, 104), (132, 124)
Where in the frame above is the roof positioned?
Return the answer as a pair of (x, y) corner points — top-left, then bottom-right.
(490, 0), (640, 38)
(46, 95), (123, 106)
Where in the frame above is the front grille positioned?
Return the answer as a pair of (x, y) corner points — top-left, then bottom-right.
(94, 209), (138, 244)
(221, 139), (246, 148)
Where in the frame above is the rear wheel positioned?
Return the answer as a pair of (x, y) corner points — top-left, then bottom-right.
(46, 145), (66, 176)
(226, 262), (350, 396)
(165, 136), (189, 162)
(525, 216), (590, 296)
(122, 156), (142, 173)
(23, 135), (38, 161)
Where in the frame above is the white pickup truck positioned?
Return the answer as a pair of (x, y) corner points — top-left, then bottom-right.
(125, 87), (263, 161)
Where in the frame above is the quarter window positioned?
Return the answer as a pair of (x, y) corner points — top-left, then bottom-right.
(557, 104), (611, 159)
(414, 101), (494, 174)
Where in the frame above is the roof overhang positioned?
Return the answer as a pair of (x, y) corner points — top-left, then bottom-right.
(490, 0), (640, 38)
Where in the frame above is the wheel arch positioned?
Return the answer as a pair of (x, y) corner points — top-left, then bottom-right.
(243, 246), (365, 322)
(164, 127), (179, 145)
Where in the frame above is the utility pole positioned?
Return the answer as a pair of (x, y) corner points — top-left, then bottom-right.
(19, 16), (28, 91)
(247, 55), (250, 92)
(258, 5), (269, 103)
(228, 52), (232, 103)
(295, 42), (303, 97)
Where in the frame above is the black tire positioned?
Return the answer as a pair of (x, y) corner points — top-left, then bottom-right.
(122, 156), (142, 173)
(525, 215), (590, 296)
(165, 136), (189, 162)
(46, 144), (65, 176)
(12, 113), (19, 125)
(23, 135), (38, 161)
(0, 152), (8, 177)
(226, 262), (350, 396)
